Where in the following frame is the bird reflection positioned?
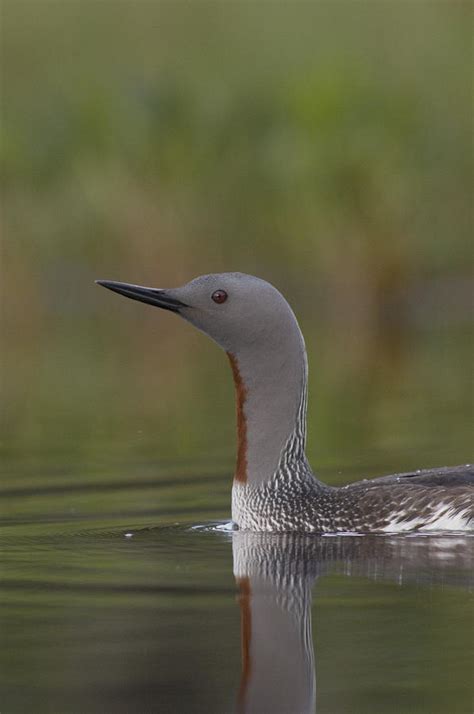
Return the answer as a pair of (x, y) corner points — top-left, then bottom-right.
(232, 532), (473, 714)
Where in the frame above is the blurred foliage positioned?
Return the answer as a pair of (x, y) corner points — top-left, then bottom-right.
(1, 1), (472, 471)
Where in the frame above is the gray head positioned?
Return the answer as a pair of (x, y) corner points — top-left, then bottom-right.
(96, 272), (302, 355)
(97, 271), (309, 494)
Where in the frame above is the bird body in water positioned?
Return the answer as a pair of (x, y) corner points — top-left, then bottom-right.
(97, 272), (473, 533)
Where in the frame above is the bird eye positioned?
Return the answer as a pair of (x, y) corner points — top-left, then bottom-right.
(211, 289), (228, 304)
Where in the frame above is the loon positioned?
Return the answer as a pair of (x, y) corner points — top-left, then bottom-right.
(97, 272), (473, 533)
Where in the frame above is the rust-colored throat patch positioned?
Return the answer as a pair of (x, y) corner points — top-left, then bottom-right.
(227, 352), (248, 484)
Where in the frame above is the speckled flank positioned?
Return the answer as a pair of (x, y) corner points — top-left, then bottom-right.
(232, 464), (474, 533)
(227, 352), (248, 484)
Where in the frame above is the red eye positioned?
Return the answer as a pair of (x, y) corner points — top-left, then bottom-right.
(212, 289), (228, 304)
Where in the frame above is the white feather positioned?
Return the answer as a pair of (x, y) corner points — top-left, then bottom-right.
(381, 504), (471, 533)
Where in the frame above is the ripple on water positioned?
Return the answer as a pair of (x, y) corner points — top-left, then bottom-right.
(190, 520), (236, 534)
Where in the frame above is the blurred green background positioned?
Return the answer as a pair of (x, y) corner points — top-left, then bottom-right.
(2, 0), (472, 483)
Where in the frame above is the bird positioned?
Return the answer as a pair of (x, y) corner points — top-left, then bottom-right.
(96, 272), (473, 533)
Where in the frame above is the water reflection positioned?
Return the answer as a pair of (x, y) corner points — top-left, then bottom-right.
(232, 532), (473, 714)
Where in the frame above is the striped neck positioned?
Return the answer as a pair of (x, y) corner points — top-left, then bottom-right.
(273, 363), (312, 484)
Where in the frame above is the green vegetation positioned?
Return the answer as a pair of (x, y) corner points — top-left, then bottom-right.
(1, 1), (472, 474)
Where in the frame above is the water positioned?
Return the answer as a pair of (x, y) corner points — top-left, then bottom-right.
(2, 460), (473, 714)
(2, 320), (473, 712)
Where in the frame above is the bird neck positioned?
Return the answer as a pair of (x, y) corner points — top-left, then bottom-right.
(227, 321), (308, 490)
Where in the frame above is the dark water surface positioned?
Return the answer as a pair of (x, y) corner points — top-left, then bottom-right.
(2, 320), (473, 713)
(2, 460), (473, 714)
